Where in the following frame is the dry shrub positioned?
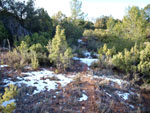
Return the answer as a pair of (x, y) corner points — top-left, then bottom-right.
(73, 73), (85, 86)
(5, 49), (29, 70)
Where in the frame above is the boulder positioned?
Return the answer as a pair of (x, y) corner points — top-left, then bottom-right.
(0, 12), (31, 39)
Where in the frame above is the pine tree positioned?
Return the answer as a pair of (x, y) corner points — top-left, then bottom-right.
(70, 0), (86, 20)
(49, 25), (73, 71)
(122, 6), (147, 41)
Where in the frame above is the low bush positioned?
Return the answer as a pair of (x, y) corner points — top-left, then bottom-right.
(6, 41), (29, 69)
(112, 44), (140, 73)
(98, 44), (116, 58)
(29, 43), (49, 65)
(6, 49), (28, 70)
(112, 43), (150, 76)
(97, 44), (115, 69)
(0, 84), (18, 113)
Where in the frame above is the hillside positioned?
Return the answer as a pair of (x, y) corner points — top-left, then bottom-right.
(0, 0), (150, 113)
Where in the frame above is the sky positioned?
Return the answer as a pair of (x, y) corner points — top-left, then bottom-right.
(35, 0), (150, 20)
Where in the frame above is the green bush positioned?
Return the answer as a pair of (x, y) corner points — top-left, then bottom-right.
(48, 25), (73, 71)
(107, 37), (134, 53)
(83, 29), (114, 42)
(29, 43), (47, 53)
(8, 41), (50, 69)
(98, 44), (116, 58)
(6, 41), (30, 69)
(16, 41), (29, 54)
(112, 44), (140, 73)
(0, 85), (18, 113)
(30, 43), (48, 65)
(97, 44), (116, 69)
(112, 43), (150, 75)
(15, 33), (49, 47)
(31, 51), (39, 70)
(138, 43), (150, 75)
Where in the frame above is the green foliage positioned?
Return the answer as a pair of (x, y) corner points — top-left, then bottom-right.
(83, 29), (113, 42)
(0, 21), (9, 42)
(107, 37), (134, 53)
(29, 43), (48, 65)
(25, 8), (54, 34)
(98, 44), (116, 58)
(70, 0), (86, 20)
(106, 17), (116, 31)
(7, 41), (49, 69)
(138, 43), (150, 75)
(122, 6), (147, 42)
(60, 18), (83, 46)
(112, 43), (150, 75)
(29, 43), (45, 53)
(21, 33), (48, 46)
(113, 21), (123, 37)
(94, 16), (109, 29)
(97, 44), (116, 69)
(112, 44), (140, 73)
(6, 41), (29, 69)
(1, 0), (54, 36)
(16, 41), (29, 54)
(52, 11), (66, 27)
(48, 25), (73, 71)
(83, 29), (117, 51)
(14, 32), (51, 47)
(31, 51), (39, 70)
(0, 84), (18, 113)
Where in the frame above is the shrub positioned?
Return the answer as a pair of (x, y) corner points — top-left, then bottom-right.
(16, 33), (49, 47)
(107, 37), (134, 53)
(112, 43), (150, 75)
(16, 41), (29, 54)
(48, 25), (73, 71)
(6, 49), (28, 70)
(138, 43), (150, 75)
(97, 44), (116, 69)
(112, 44), (140, 73)
(6, 41), (29, 69)
(30, 43), (48, 65)
(29, 43), (44, 53)
(83, 29), (113, 42)
(98, 44), (116, 58)
(31, 51), (39, 70)
(0, 84), (18, 113)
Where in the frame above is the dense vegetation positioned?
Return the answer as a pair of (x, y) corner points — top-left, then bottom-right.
(0, 85), (18, 113)
(0, 0), (150, 86)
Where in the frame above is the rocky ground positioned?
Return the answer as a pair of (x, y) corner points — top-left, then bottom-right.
(0, 50), (150, 113)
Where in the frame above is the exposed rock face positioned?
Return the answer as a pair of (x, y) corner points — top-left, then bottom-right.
(0, 13), (30, 39)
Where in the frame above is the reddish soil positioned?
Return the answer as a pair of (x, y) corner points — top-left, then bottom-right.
(1, 50), (150, 113)
(13, 74), (150, 113)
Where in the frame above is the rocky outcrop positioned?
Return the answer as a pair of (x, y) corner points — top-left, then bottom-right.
(0, 12), (31, 39)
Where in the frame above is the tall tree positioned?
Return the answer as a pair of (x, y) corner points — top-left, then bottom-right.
(52, 11), (66, 27)
(94, 16), (109, 29)
(122, 6), (147, 41)
(70, 0), (86, 20)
